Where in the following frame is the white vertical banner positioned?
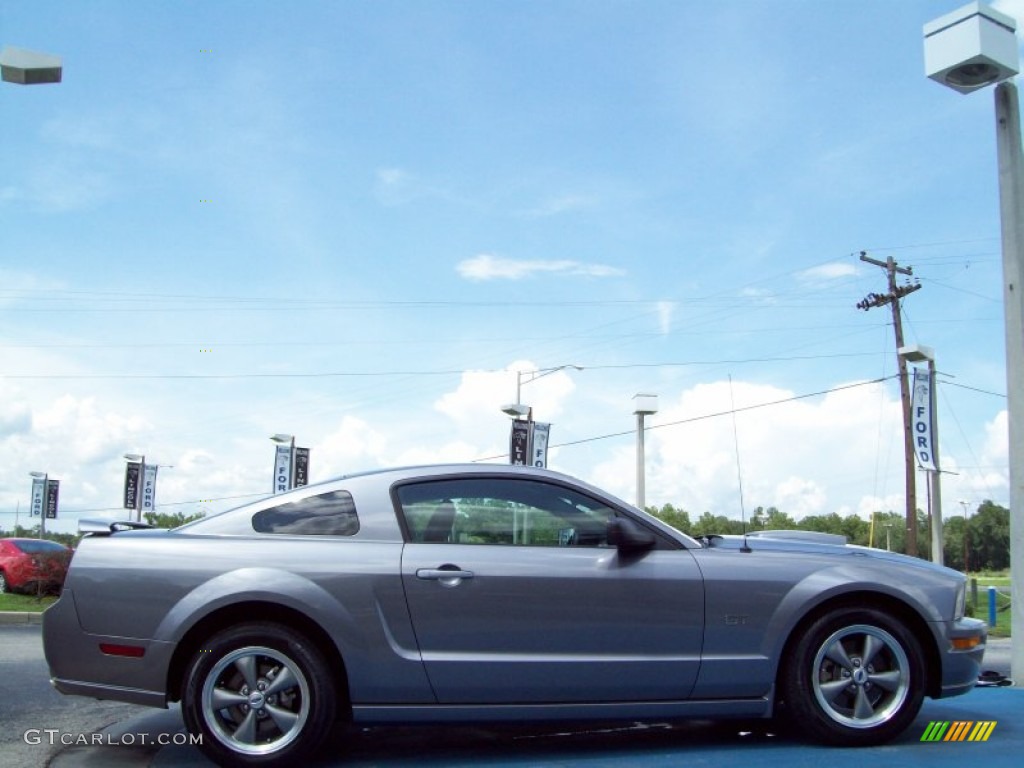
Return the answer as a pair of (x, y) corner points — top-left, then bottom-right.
(141, 465), (158, 514)
(30, 477), (45, 517)
(273, 444), (293, 494)
(532, 422), (551, 468)
(911, 367), (938, 471)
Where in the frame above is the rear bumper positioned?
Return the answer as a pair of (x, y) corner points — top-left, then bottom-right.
(42, 588), (172, 709)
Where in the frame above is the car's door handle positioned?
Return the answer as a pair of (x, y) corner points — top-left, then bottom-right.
(415, 567), (474, 584)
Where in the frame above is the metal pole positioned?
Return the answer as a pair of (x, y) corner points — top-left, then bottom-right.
(993, 81), (1024, 683)
(289, 436), (296, 490)
(889, 269), (918, 557)
(137, 456), (145, 522)
(929, 358), (944, 565)
(636, 412), (646, 509)
(40, 473), (47, 539)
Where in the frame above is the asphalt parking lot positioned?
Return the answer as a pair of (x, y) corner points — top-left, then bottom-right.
(47, 638), (1019, 768)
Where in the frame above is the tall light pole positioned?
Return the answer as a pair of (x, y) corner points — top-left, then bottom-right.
(505, 364), (584, 411)
(500, 365), (582, 466)
(632, 394), (658, 509)
(925, 0), (1024, 680)
(900, 344), (943, 565)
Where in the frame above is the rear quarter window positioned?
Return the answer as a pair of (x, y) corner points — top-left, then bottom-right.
(252, 490), (359, 536)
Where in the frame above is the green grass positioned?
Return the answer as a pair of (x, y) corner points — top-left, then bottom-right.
(967, 572), (1011, 637)
(0, 592), (56, 612)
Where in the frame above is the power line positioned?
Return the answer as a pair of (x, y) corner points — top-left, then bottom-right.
(476, 376), (896, 462)
(0, 351), (899, 380)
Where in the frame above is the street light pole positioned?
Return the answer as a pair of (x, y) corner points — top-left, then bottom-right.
(993, 78), (1024, 679)
(924, 0), (1024, 688)
(632, 394), (658, 509)
(501, 365), (582, 466)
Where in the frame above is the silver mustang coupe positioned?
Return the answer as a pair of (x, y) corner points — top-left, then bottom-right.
(44, 464), (985, 767)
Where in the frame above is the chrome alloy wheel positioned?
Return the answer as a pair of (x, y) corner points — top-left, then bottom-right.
(811, 623), (911, 729)
(201, 645), (311, 755)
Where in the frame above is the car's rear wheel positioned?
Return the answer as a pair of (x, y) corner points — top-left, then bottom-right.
(781, 607), (925, 746)
(182, 622), (336, 767)
(0, 571), (8, 594)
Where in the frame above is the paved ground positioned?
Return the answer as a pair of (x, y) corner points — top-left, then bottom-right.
(45, 638), (1017, 768)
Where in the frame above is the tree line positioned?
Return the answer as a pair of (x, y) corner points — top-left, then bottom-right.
(3, 503), (1009, 573)
(646, 500), (1010, 572)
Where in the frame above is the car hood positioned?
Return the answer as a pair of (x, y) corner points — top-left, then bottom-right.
(706, 530), (965, 579)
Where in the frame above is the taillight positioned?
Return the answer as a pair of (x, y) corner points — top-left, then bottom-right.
(99, 644), (146, 658)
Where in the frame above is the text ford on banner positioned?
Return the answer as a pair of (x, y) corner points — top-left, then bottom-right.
(141, 465), (159, 514)
(911, 367), (938, 471)
(273, 444), (292, 494)
(30, 477), (46, 517)
(532, 422), (551, 468)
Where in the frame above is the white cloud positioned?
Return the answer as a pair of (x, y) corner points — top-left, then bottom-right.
(34, 395), (149, 464)
(314, 416), (389, 479)
(373, 167), (422, 206)
(657, 301), (675, 335)
(456, 253), (625, 281)
(983, 409), (1009, 463)
(519, 194), (594, 218)
(797, 262), (857, 283)
(0, 382), (32, 438)
(592, 378), (906, 520)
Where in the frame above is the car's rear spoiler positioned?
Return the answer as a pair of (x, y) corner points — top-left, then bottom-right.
(78, 519), (155, 536)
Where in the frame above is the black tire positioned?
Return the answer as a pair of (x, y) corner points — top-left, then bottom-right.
(780, 607), (925, 746)
(182, 622), (337, 767)
(0, 571), (8, 594)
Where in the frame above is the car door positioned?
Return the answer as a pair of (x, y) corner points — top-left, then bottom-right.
(396, 476), (704, 705)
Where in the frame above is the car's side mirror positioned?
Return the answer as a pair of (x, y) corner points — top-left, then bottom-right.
(607, 518), (656, 553)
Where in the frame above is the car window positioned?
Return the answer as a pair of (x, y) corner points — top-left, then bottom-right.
(396, 477), (618, 547)
(252, 490), (359, 536)
(12, 540), (68, 554)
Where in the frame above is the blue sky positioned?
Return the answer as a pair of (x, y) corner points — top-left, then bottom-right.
(0, 0), (1015, 536)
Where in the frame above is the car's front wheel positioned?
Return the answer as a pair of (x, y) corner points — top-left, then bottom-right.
(781, 607), (925, 746)
(182, 622), (336, 767)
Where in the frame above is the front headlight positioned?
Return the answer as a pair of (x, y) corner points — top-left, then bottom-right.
(954, 580), (967, 620)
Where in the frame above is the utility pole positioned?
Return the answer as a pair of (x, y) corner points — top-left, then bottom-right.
(856, 251), (923, 557)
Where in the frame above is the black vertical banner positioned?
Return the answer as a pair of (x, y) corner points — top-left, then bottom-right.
(45, 479), (60, 519)
(294, 447), (310, 487)
(124, 462), (141, 509)
(509, 421), (530, 465)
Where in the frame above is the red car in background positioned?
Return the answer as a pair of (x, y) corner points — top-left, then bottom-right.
(0, 538), (73, 594)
